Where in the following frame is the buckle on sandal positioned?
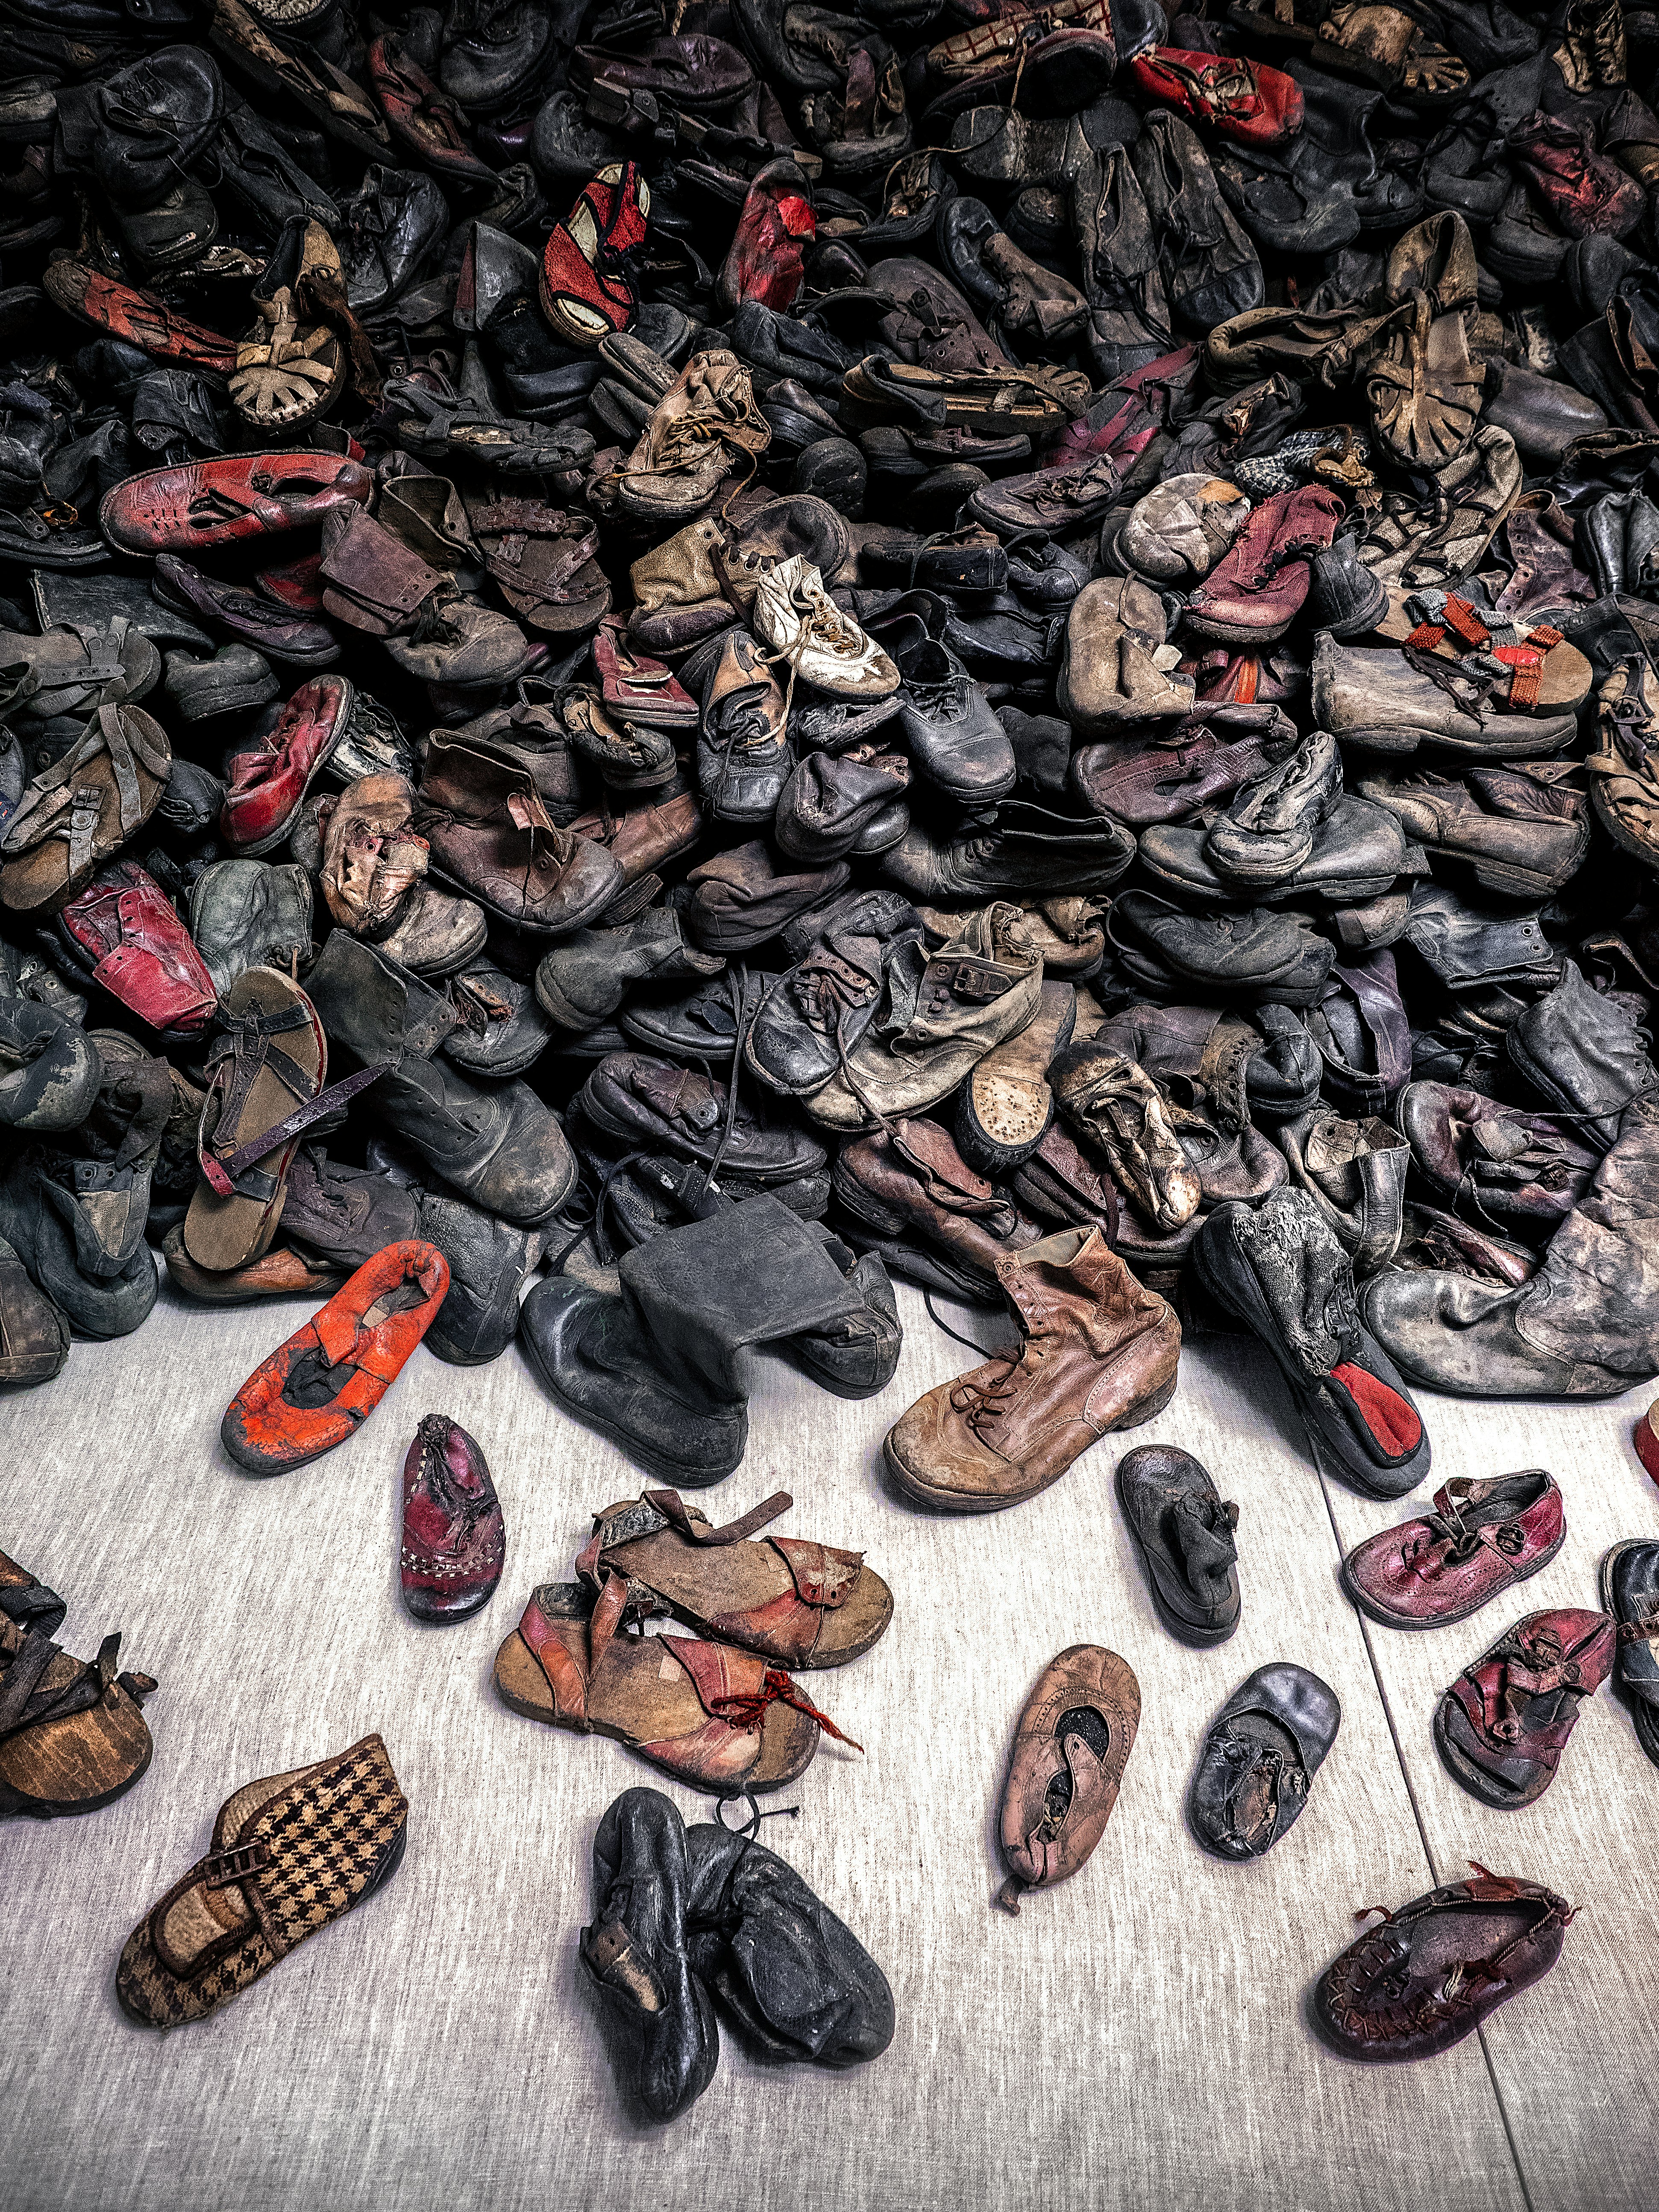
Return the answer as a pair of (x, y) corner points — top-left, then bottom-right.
(202, 1842), (270, 1888)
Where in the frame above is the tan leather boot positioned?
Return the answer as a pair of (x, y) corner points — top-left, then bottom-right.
(882, 1224), (1181, 1511)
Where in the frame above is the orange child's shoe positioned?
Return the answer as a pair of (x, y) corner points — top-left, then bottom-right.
(220, 1239), (449, 1474)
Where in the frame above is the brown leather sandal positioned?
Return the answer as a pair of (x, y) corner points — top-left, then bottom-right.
(117, 1733), (407, 2027)
(576, 1488), (893, 1671)
(184, 969), (377, 1272)
(0, 1612), (156, 1819)
(995, 1644), (1139, 1916)
(494, 1577), (857, 1791)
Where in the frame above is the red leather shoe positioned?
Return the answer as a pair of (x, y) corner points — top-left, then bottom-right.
(1506, 112), (1645, 240)
(100, 454), (375, 557)
(540, 163), (650, 347)
(221, 1241), (451, 1475)
(367, 33), (496, 184)
(53, 861), (216, 1036)
(399, 1415), (505, 1623)
(1341, 1470), (1565, 1630)
(1129, 47), (1303, 146)
(221, 676), (354, 854)
(41, 259), (238, 373)
(1435, 1607), (1617, 1807)
(716, 157), (816, 316)
(1184, 486), (1345, 645)
(592, 620), (699, 729)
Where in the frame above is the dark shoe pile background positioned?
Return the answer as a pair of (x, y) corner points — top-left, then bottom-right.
(6, 0), (1659, 2095)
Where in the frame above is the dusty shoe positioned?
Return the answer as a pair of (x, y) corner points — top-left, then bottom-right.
(1203, 728), (1342, 887)
(188, 860), (313, 1001)
(0, 982), (99, 1134)
(804, 901), (1044, 1132)
(618, 350), (772, 526)
(1117, 472), (1253, 587)
(994, 1643), (1140, 1916)
(535, 911), (724, 1033)
(883, 1225), (1181, 1513)
(1276, 1105), (1409, 1274)
(1312, 632), (1578, 759)
(696, 629), (791, 826)
(575, 1488), (891, 1669)
(1435, 1608), (1616, 1807)
(832, 1117), (1044, 1301)
(1186, 1663), (1339, 1861)
(954, 979), (1076, 1175)
(416, 726), (621, 935)
(1196, 1188), (1431, 1495)
(1357, 763), (1590, 900)
(1059, 576), (1195, 734)
(1117, 1444), (1241, 1645)
(739, 555), (899, 699)
(0, 1234), (69, 1386)
(1050, 1039), (1202, 1232)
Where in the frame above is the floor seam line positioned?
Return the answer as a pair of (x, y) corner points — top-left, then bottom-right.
(1313, 1466), (1536, 2212)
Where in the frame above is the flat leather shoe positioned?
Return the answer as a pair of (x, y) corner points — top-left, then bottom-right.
(1186, 1662), (1339, 1861)
(1115, 1445), (1240, 1646)
(1342, 1472), (1564, 1631)
(996, 1643), (1139, 1916)
(1434, 1607), (1616, 1808)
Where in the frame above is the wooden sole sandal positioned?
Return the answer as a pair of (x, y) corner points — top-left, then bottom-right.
(494, 1577), (857, 1792)
(0, 1548), (65, 1637)
(0, 1615), (156, 1819)
(0, 703), (171, 915)
(162, 1223), (346, 1305)
(995, 1643), (1139, 1917)
(116, 1733), (407, 2028)
(220, 1239), (449, 1474)
(1374, 586), (1591, 713)
(576, 1489), (893, 1671)
(185, 967), (379, 1273)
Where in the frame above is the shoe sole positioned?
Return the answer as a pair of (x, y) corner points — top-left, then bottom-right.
(1339, 1525), (1565, 1631)
(1334, 724), (1572, 761)
(881, 1370), (1178, 1515)
(1600, 1541), (1659, 1769)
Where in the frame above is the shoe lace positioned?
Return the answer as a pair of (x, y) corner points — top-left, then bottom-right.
(948, 1341), (1032, 1436)
(707, 1666), (863, 1748)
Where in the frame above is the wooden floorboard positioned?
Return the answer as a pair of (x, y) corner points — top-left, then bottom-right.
(0, 1272), (1579, 2212)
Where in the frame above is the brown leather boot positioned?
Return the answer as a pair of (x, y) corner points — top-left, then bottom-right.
(883, 1224), (1181, 1511)
(416, 729), (622, 933)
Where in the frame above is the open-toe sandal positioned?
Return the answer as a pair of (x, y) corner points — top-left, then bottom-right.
(185, 969), (378, 1273)
(494, 1575), (857, 1792)
(576, 1488), (892, 1670)
(116, 1732), (407, 2027)
(0, 1613), (156, 1818)
(0, 704), (171, 915)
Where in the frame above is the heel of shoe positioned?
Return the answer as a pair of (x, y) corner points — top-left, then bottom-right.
(1113, 1371), (1179, 1432)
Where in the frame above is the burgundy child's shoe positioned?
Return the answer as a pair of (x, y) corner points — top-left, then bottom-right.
(717, 157), (817, 316)
(101, 453), (374, 556)
(1341, 1470), (1565, 1631)
(1184, 486), (1345, 645)
(53, 861), (217, 1037)
(1434, 1607), (1617, 1808)
(221, 676), (354, 855)
(399, 1414), (505, 1624)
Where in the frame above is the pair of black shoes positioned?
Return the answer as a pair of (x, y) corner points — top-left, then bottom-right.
(581, 1786), (893, 2123)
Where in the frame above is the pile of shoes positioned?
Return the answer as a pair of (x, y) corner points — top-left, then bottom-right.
(10, 0), (1659, 2080)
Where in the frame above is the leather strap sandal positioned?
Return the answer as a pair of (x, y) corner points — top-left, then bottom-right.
(220, 1239), (449, 1473)
(0, 1613), (156, 1818)
(379, 378), (596, 477)
(494, 1574), (857, 1791)
(576, 1488), (892, 1669)
(116, 1733), (407, 2027)
(0, 702), (171, 914)
(185, 969), (379, 1273)
(0, 1549), (65, 1637)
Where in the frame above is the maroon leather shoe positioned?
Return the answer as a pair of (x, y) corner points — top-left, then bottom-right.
(222, 677), (354, 855)
(101, 454), (374, 556)
(592, 621), (698, 729)
(153, 557), (340, 667)
(1315, 1866), (1574, 2064)
(1341, 1470), (1565, 1631)
(53, 862), (216, 1036)
(1183, 486), (1345, 645)
(1071, 706), (1297, 826)
(400, 1414), (505, 1624)
(1435, 1607), (1617, 1808)
(368, 33), (496, 184)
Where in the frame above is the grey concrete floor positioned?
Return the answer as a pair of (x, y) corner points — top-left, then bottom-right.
(1, 1263), (1655, 2212)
